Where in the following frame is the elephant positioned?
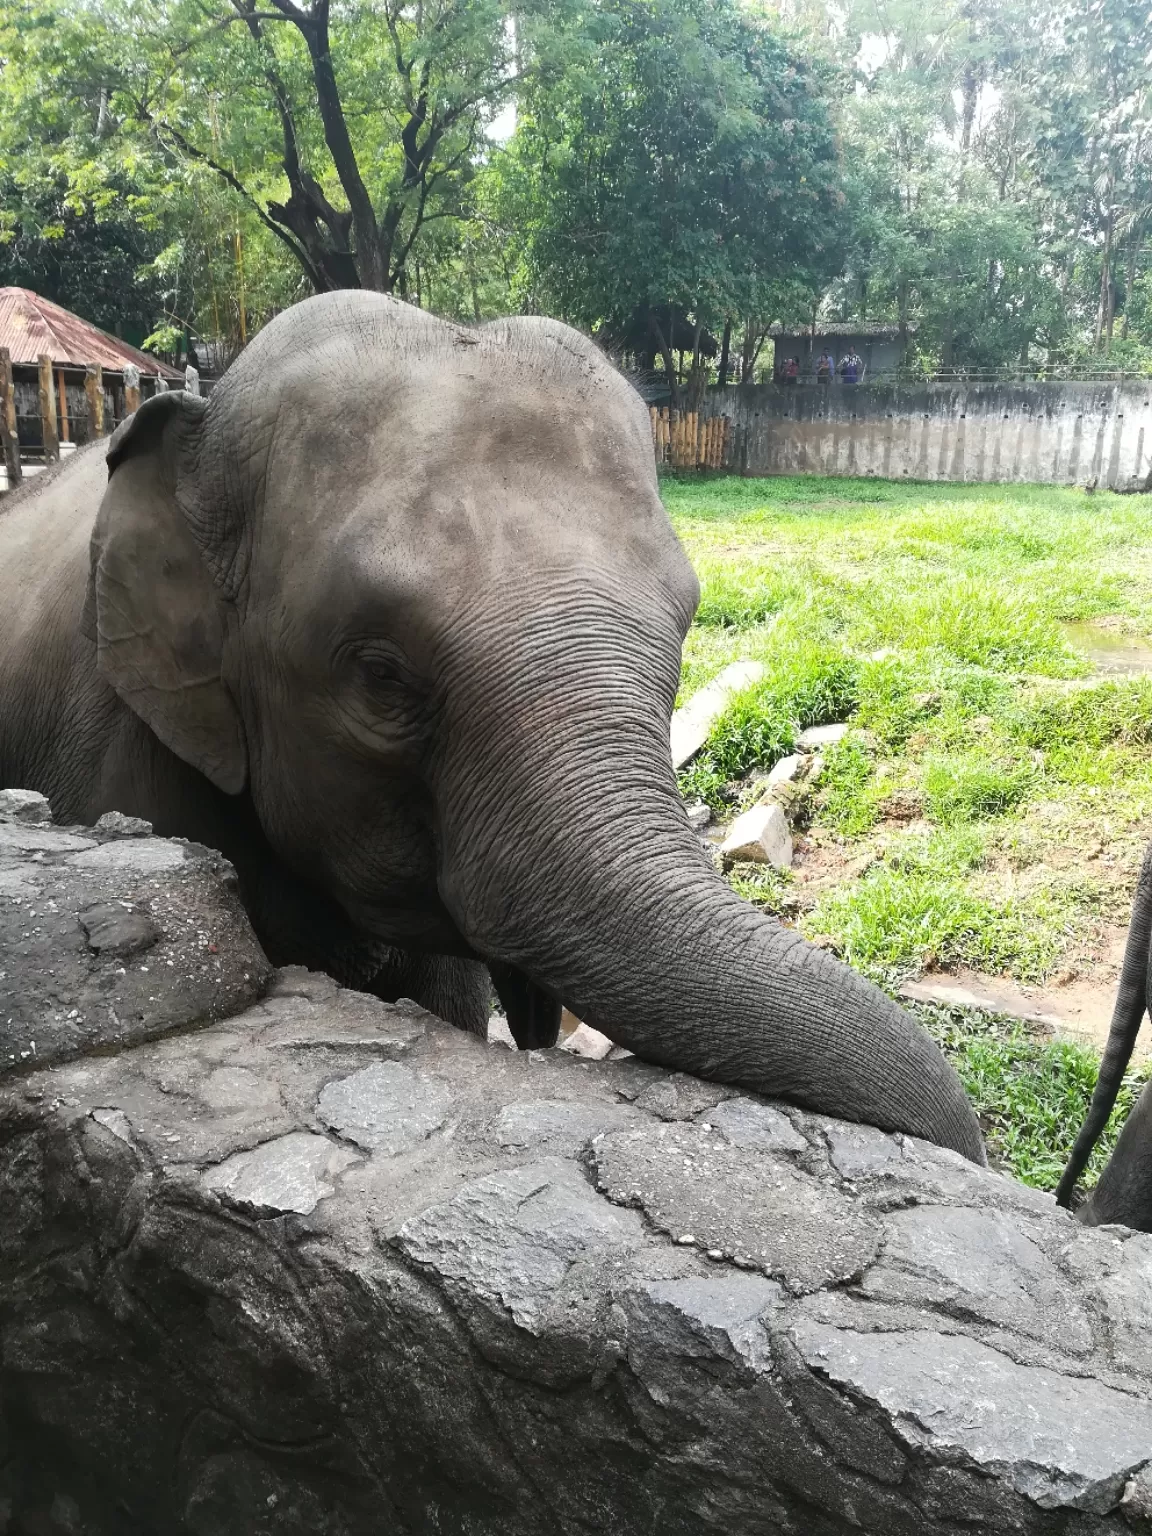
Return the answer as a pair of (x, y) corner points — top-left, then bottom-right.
(1057, 842), (1152, 1226)
(0, 290), (983, 1162)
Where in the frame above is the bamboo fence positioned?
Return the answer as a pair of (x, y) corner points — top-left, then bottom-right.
(649, 407), (731, 471)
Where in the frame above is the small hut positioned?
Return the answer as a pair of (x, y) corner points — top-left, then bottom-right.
(768, 322), (916, 384)
(0, 287), (184, 491)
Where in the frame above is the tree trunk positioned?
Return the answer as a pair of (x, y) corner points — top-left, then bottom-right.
(648, 313), (680, 409)
(686, 318), (706, 413)
(1094, 212), (1114, 352)
(1121, 232), (1139, 341)
(717, 318), (732, 389)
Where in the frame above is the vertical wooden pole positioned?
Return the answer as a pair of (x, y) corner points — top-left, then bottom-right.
(37, 354), (59, 463)
(84, 365), (105, 439)
(0, 348), (20, 488)
(56, 369), (70, 443)
(123, 363), (141, 416)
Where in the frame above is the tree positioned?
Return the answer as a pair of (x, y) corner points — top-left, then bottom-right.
(499, 0), (846, 402)
(1028, 0), (1152, 353)
(0, 0), (540, 297)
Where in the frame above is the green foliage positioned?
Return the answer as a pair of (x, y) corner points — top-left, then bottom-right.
(2, 0), (1149, 368)
(692, 560), (802, 629)
(924, 754), (1037, 824)
(725, 862), (795, 916)
(815, 737), (885, 837)
(679, 647), (859, 808)
(806, 835), (1070, 984)
(675, 474), (1152, 996)
(920, 1006), (1152, 1188)
(863, 580), (1075, 673)
(498, 0), (845, 371)
(1007, 680), (1152, 752)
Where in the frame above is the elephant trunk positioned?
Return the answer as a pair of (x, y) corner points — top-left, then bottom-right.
(434, 612), (984, 1164)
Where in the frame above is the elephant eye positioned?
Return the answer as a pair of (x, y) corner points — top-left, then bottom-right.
(360, 653), (404, 688)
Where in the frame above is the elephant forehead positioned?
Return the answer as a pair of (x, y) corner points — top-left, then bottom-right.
(254, 408), (685, 599)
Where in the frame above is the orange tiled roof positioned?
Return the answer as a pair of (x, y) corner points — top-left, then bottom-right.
(0, 287), (182, 377)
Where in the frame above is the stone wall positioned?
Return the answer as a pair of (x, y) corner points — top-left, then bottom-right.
(708, 381), (1152, 490)
(4, 790), (1152, 1534)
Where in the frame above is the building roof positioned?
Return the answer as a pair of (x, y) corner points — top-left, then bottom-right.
(768, 321), (917, 339)
(0, 288), (183, 377)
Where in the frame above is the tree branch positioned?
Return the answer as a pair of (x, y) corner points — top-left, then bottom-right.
(131, 97), (324, 289)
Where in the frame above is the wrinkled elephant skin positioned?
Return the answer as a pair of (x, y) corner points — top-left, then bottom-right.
(0, 292), (983, 1161)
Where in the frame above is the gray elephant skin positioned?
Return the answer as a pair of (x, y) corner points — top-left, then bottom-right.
(1058, 841), (1152, 1228)
(0, 292), (981, 1161)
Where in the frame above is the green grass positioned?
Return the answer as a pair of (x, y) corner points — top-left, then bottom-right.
(917, 1003), (1152, 1188)
(666, 473), (1152, 1189)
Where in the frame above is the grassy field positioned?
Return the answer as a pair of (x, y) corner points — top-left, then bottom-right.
(665, 474), (1152, 1188)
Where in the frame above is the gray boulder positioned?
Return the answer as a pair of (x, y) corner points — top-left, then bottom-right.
(0, 793), (270, 1075)
(2, 794), (1152, 1533)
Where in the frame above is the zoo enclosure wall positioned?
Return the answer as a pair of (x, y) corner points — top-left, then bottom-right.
(653, 381), (1152, 490)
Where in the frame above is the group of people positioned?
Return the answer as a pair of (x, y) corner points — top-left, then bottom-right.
(780, 349), (864, 386)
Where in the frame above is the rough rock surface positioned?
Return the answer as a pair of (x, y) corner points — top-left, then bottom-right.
(719, 801), (794, 868)
(0, 794), (270, 1075)
(4, 799), (1152, 1533)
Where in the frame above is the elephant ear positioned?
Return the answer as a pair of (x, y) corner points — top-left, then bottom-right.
(90, 391), (248, 795)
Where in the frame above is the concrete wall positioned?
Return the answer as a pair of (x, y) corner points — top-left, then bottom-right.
(710, 380), (1152, 490)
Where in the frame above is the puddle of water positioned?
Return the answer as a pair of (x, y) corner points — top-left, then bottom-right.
(1061, 621), (1152, 675)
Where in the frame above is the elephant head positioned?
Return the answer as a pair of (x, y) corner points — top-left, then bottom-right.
(89, 291), (984, 1163)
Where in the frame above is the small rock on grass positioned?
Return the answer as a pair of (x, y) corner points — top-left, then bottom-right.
(795, 723), (850, 750)
(685, 802), (712, 831)
(765, 753), (808, 789)
(720, 803), (792, 869)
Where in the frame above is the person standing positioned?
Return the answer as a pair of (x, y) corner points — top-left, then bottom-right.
(839, 349), (863, 385)
(816, 350), (833, 384)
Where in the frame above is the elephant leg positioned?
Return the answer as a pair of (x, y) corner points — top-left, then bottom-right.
(366, 951), (492, 1036)
(234, 849), (491, 1034)
(1077, 1077), (1152, 1231)
(488, 961), (563, 1049)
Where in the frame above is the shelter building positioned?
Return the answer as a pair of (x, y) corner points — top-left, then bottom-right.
(769, 322), (914, 384)
(0, 287), (183, 489)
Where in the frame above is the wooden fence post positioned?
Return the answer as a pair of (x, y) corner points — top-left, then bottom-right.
(37, 354), (59, 464)
(0, 348), (20, 489)
(84, 365), (105, 439)
(56, 369), (70, 444)
(123, 363), (141, 416)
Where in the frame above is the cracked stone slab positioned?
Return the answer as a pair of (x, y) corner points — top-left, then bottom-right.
(861, 1204), (1095, 1352)
(315, 1060), (451, 1154)
(824, 1117), (1058, 1216)
(793, 1322), (1152, 1514)
(623, 1271), (783, 1372)
(4, 890), (1152, 1532)
(593, 1122), (882, 1293)
(700, 1097), (809, 1153)
(203, 1131), (361, 1215)
(1065, 1229), (1152, 1379)
(492, 1097), (640, 1154)
(0, 794), (270, 1076)
(396, 1158), (646, 1333)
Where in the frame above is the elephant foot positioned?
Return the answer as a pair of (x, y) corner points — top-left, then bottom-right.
(489, 961), (563, 1049)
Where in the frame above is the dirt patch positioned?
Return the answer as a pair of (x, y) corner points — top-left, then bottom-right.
(900, 930), (1152, 1059)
